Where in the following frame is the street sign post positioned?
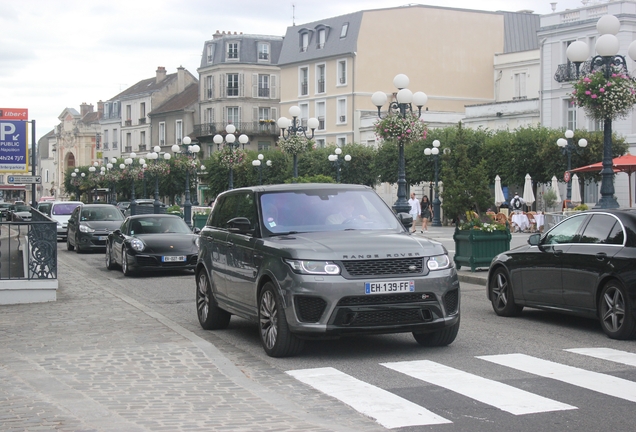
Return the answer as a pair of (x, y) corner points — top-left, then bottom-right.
(7, 175), (41, 184)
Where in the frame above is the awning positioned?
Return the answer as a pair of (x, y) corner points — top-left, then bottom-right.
(0, 185), (27, 190)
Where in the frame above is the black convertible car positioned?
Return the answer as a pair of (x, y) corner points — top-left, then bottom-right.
(488, 209), (636, 340)
(105, 214), (199, 276)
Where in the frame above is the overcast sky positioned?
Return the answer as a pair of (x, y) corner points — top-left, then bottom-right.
(1, 0), (587, 140)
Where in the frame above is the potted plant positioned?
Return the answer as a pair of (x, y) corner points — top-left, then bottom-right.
(453, 211), (511, 272)
(193, 207), (211, 229)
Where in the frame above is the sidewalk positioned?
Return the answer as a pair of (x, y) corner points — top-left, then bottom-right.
(0, 257), (382, 432)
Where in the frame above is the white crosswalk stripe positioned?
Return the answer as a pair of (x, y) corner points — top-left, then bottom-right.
(286, 367), (451, 428)
(565, 347), (636, 367)
(479, 353), (636, 403)
(381, 360), (576, 415)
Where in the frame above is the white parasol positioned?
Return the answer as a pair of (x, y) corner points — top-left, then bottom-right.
(571, 174), (582, 206)
(494, 175), (505, 206)
(522, 173), (535, 208)
(550, 175), (562, 206)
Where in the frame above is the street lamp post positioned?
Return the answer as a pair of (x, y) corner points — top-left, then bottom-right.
(124, 153), (138, 216)
(424, 140), (447, 227)
(277, 106), (319, 181)
(557, 130), (588, 201)
(251, 154), (271, 185)
(71, 168), (81, 201)
(372, 74), (428, 214)
(193, 164), (205, 206)
(562, 14), (636, 209)
(214, 124), (248, 190)
(107, 157), (118, 205)
(172, 136), (200, 228)
(328, 147), (352, 183)
(147, 145), (171, 214)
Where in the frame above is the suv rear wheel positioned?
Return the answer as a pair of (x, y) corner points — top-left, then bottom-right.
(258, 282), (304, 357)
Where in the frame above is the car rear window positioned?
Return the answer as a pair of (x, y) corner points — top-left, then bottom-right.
(52, 203), (81, 215)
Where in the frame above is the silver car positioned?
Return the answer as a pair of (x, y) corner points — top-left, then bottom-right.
(196, 184), (460, 357)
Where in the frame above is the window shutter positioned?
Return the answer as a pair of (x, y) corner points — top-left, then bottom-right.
(220, 74), (226, 98)
(210, 75), (215, 99)
(222, 107), (226, 124)
(271, 107), (277, 122)
(211, 108), (215, 123)
(239, 74), (245, 97)
(252, 73), (258, 98)
(253, 107), (259, 122)
(270, 75), (277, 99)
(238, 106), (242, 123)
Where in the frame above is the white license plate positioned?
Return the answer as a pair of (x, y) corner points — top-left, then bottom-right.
(365, 280), (415, 294)
(162, 256), (186, 262)
(97, 236), (107, 241)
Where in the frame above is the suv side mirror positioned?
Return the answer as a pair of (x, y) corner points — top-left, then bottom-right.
(397, 212), (413, 229)
(227, 217), (253, 234)
(528, 233), (541, 246)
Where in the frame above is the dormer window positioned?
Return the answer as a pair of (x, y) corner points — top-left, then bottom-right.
(340, 22), (349, 38)
(301, 33), (309, 52)
(317, 29), (325, 49)
(258, 42), (270, 61)
(207, 44), (216, 63)
(226, 42), (239, 60)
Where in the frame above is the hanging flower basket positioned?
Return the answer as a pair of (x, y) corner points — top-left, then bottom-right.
(374, 112), (428, 142)
(278, 134), (313, 155)
(218, 146), (245, 169)
(145, 162), (170, 176)
(570, 70), (636, 120)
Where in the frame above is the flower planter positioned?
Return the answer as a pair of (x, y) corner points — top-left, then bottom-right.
(453, 226), (511, 272)
(193, 214), (208, 229)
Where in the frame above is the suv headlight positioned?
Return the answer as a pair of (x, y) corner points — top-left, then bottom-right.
(130, 238), (145, 252)
(79, 224), (95, 233)
(427, 254), (451, 270)
(284, 259), (341, 275)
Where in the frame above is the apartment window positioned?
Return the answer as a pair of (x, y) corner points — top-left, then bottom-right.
(159, 122), (165, 145)
(299, 103), (309, 128)
(227, 73), (239, 97)
(315, 138), (326, 148)
(300, 67), (308, 96)
(140, 131), (146, 146)
(258, 74), (270, 97)
(317, 29), (325, 49)
(316, 64), (325, 94)
(316, 101), (326, 130)
(113, 128), (118, 149)
(140, 102), (146, 118)
(337, 60), (347, 85)
(175, 120), (183, 144)
(125, 105), (132, 125)
(337, 98), (346, 124)
(206, 75), (214, 99)
(259, 107), (270, 121)
(301, 33), (309, 52)
(205, 108), (214, 123)
(104, 130), (109, 147)
(207, 44), (215, 63)
(227, 107), (240, 124)
(227, 42), (239, 60)
(340, 23), (349, 38)
(337, 136), (346, 147)
(258, 141), (270, 151)
(126, 133), (132, 151)
(514, 72), (527, 100)
(566, 99), (577, 131)
(258, 42), (270, 61)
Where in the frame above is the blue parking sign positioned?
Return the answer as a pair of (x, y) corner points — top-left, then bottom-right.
(0, 120), (28, 173)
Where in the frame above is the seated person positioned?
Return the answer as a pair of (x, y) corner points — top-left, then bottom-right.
(326, 203), (366, 224)
(160, 219), (176, 233)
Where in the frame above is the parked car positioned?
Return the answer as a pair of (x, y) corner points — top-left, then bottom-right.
(0, 202), (12, 219)
(66, 204), (124, 253)
(195, 183), (460, 357)
(8, 204), (32, 221)
(116, 201), (130, 214)
(105, 214), (199, 276)
(123, 199), (167, 216)
(488, 209), (636, 340)
(50, 201), (83, 241)
(37, 201), (53, 217)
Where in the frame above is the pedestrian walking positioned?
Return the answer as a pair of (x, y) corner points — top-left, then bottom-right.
(420, 195), (432, 232)
(408, 192), (421, 233)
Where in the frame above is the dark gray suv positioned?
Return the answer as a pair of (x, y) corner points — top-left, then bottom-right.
(196, 184), (460, 357)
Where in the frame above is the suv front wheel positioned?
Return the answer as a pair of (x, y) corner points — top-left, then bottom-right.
(258, 282), (304, 357)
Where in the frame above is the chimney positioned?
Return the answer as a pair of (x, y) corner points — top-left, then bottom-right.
(177, 66), (185, 93)
(80, 102), (93, 117)
(213, 30), (222, 39)
(97, 100), (104, 118)
(156, 66), (167, 84)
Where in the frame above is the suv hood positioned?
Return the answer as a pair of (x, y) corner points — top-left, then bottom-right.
(264, 230), (446, 260)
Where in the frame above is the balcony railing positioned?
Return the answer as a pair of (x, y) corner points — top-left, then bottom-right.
(125, 120), (132, 126)
(317, 79), (325, 93)
(112, 141), (118, 149)
(125, 146), (133, 153)
(194, 122), (280, 137)
(554, 60), (592, 83)
(139, 118), (146, 124)
(301, 82), (308, 95)
(139, 145), (147, 152)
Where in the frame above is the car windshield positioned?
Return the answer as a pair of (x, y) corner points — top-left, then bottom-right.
(15, 205), (31, 212)
(259, 189), (401, 235)
(52, 203), (81, 215)
(129, 217), (191, 235)
(81, 207), (124, 221)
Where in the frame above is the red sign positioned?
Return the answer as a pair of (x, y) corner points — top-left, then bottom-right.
(0, 108), (28, 120)
(564, 171), (571, 182)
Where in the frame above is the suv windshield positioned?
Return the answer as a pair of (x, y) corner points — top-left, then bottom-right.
(259, 189), (400, 235)
(52, 203), (81, 216)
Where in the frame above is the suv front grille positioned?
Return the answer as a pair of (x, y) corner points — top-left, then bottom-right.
(295, 296), (327, 322)
(338, 292), (435, 306)
(340, 257), (424, 278)
(334, 309), (432, 327)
